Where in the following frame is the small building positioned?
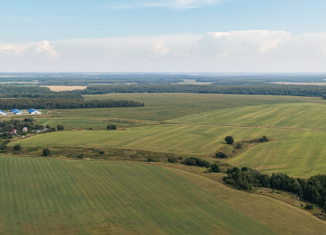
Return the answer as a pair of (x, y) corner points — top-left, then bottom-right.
(0, 110), (6, 116)
(14, 111), (22, 115)
(22, 127), (28, 132)
(11, 129), (17, 134)
(10, 109), (21, 113)
(28, 109), (41, 115)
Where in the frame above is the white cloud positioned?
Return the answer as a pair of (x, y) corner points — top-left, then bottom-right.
(1, 31), (326, 72)
(201, 30), (290, 57)
(150, 42), (169, 57)
(0, 44), (29, 57)
(34, 40), (58, 59)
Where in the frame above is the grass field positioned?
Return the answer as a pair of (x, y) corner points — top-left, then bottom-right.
(168, 102), (326, 130)
(0, 156), (277, 235)
(32, 93), (326, 129)
(1, 156), (325, 235)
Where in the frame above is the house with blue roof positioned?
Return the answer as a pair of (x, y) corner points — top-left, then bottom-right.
(28, 109), (41, 115)
(0, 110), (6, 116)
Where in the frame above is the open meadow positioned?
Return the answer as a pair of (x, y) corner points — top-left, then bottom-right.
(10, 93), (326, 178)
(1, 156), (325, 235)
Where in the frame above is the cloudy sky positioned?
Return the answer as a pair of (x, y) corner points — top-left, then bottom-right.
(1, 0), (326, 72)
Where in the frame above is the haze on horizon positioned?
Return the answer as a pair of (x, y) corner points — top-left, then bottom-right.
(1, 0), (326, 73)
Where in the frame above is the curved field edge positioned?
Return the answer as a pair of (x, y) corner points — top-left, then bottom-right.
(0, 156), (276, 235)
(168, 167), (326, 235)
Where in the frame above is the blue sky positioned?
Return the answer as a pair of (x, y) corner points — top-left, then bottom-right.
(1, 0), (326, 72)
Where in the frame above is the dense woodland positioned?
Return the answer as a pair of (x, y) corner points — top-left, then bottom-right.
(0, 98), (144, 109)
(71, 84), (326, 97)
(0, 86), (51, 94)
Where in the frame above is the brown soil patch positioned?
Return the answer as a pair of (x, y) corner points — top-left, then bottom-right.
(43, 86), (87, 92)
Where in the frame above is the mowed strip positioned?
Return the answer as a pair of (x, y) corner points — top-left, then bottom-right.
(11, 125), (288, 154)
(168, 102), (326, 130)
(12, 124), (326, 177)
(0, 157), (276, 235)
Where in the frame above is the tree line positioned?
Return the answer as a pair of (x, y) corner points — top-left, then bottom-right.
(223, 166), (326, 208)
(0, 86), (51, 94)
(0, 98), (144, 109)
(70, 84), (326, 97)
(0, 93), (83, 99)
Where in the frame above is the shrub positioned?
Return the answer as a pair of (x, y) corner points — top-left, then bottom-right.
(305, 204), (314, 210)
(99, 150), (105, 154)
(147, 157), (157, 162)
(259, 136), (269, 142)
(211, 163), (220, 173)
(184, 157), (210, 168)
(77, 154), (83, 159)
(215, 152), (228, 158)
(235, 142), (243, 149)
(168, 157), (178, 163)
(43, 148), (51, 156)
(225, 136), (234, 144)
(14, 144), (21, 151)
(57, 125), (65, 131)
(107, 125), (117, 130)
(241, 167), (248, 171)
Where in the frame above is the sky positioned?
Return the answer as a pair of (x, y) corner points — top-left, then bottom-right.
(1, 0), (326, 72)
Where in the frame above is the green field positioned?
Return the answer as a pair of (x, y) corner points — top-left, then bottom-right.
(11, 125), (281, 154)
(168, 102), (326, 130)
(13, 124), (326, 177)
(46, 93), (326, 123)
(1, 156), (325, 235)
(0, 157), (274, 235)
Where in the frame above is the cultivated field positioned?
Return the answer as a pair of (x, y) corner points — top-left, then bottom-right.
(43, 86), (87, 91)
(1, 156), (325, 235)
(0, 157), (273, 235)
(168, 102), (326, 130)
(12, 93), (326, 178)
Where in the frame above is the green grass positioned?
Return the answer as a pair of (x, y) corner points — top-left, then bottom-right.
(35, 118), (157, 129)
(79, 93), (326, 121)
(168, 102), (326, 130)
(11, 125), (279, 154)
(12, 123), (326, 178)
(0, 156), (279, 235)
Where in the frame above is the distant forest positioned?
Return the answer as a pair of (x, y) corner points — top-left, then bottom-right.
(71, 84), (326, 97)
(0, 98), (144, 110)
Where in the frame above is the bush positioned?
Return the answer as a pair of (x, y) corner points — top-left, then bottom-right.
(57, 125), (65, 131)
(43, 148), (51, 156)
(305, 204), (314, 210)
(77, 154), (83, 159)
(184, 157), (210, 168)
(168, 156), (178, 163)
(147, 157), (157, 162)
(225, 136), (234, 144)
(215, 152), (228, 158)
(14, 144), (21, 151)
(107, 125), (117, 130)
(211, 163), (220, 173)
(99, 150), (105, 154)
(259, 136), (269, 142)
(235, 142), (243, 149)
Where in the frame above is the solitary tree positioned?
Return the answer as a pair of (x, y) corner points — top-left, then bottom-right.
(43, 148), (51, 156)
(14, 144), (21, 151)
(211, 163), (220, 173)
(225, 136), (234, 145)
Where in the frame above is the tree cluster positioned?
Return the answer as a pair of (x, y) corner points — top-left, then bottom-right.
(107, 125), (117, 130)
(223, 166), (326, 207)
(70, 84), (326, 97)
(183, 157), (210, 168)
(0, 98), (144, 109)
